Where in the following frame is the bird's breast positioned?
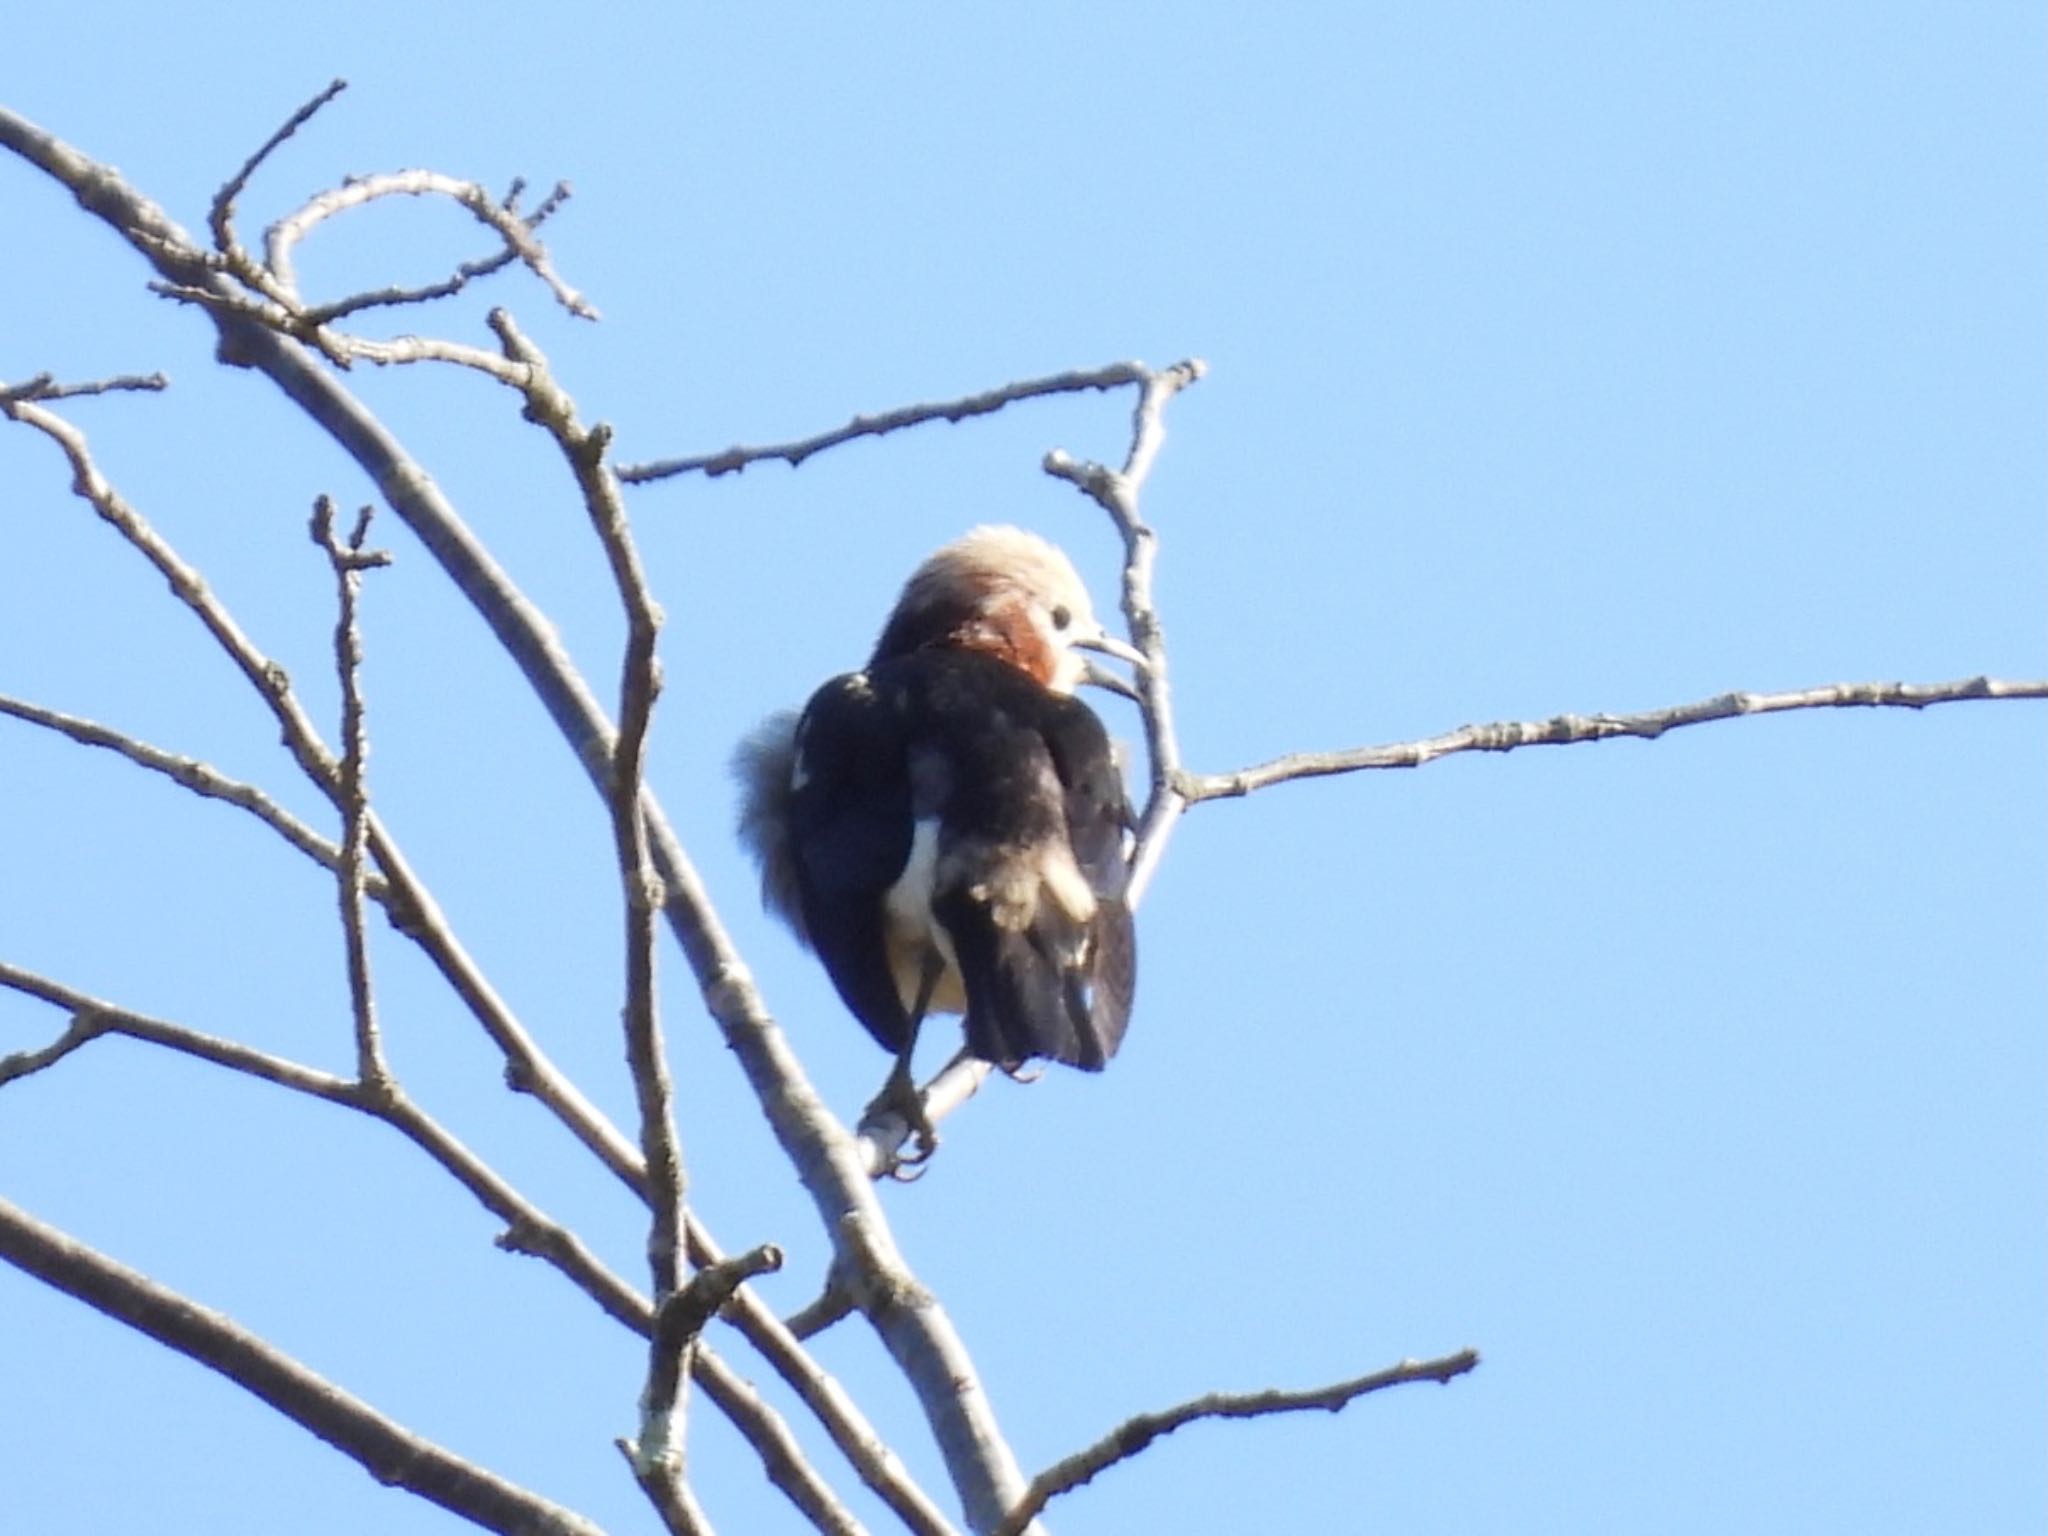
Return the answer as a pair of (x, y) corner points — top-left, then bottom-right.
(883, 816), (967, 1015)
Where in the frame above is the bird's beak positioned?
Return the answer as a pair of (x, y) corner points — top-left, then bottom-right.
(1074, 629), (1149, 672)
(1073, 629), (1149, 701)
(1078, 656), (1142, 701)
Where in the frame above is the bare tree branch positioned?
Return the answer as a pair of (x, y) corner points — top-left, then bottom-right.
(265, 170), (596, 320)
(0, 379), (647, 1198)
(684, 1222), (958, 1536)
(486, 307), (698, 1517)
(0, 370), (167, 403)
(1042, 356), (1205, 908)
(0, 108), (1043, 1530)
(0, 964), (653, 1334)
(304, 179), (575, 326)
(0, 692), (364, 889)
(210, 78), (350, 259)
(689, 1349), (871, 1536)
(627, 1246), (784, 1519)
(4, 159), (957, 1526)
(991, 1348), (1483, 1536)
(0, 1193), (608, 1536)
(0, 966), (874, 1532)
(0, 965), (358, 1102)
(1184, 675), (2048, 801)
(311, 497), (395, 1091)
(617, 361), (1163, 483)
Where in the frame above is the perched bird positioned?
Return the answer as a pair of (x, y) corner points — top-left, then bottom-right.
(735, 526), (1142, 1154)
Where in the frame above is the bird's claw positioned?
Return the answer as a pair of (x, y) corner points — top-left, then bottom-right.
(862, 1060), (940, 1176)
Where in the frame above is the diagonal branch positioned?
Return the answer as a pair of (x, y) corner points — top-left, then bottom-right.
(0, 693), (366, 891)
(0, 378), (647, 1198)
(4, 197), (948, 1533)
(1184, 675), (2048, 801)
(0, 1193), (606, 1536)
(617, 361), (1163, 483)
(0, 963), (649, 1333)
(991, 1348), (1482, 1536)
(210, 78), (350, 260)
(0, 971), (874, 1531)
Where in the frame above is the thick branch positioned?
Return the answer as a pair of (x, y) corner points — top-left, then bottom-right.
(991, 1348), (1482, 1536)
(618, 362), (1160, 483)
(0, 1193), (607, 1536)
(1185, 676), (2048, 800)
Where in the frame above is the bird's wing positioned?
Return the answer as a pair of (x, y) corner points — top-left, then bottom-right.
(936, 682), (1136, 1071)
(787, 673), (916, 1055)
(1040, 694), (1137, 1064)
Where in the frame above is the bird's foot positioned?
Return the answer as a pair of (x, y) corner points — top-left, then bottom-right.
(861, 1059), (939, 1178)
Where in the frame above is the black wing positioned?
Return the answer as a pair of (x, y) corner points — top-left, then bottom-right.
(915, 658), (1136, 1071)
(786, 672), (916, 1054)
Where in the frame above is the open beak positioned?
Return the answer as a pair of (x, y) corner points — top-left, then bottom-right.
(1074, 629), (1148, 701)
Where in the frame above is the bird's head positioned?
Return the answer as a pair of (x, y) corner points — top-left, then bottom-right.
(871, 525), (1145, 695)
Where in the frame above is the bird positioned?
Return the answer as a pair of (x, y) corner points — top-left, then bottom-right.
(734, 525), (1142, 1158)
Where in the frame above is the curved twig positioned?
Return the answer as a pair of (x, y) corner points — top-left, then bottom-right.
(992, 1348), (1482, 1536)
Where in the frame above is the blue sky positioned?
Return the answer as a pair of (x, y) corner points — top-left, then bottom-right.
(2, 5), (2041, 1534)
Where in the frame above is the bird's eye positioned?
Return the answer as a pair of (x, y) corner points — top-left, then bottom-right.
(1050, 604), (1072, 631)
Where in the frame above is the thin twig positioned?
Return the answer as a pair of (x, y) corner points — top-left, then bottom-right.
(618, 361), (1160, 483)
(630, 1246), (784, 1484)
(991, 1349), (1482, 1536)
(0, 385), (648, 1198)
(0, 693), (367, 891)
(265, 170), (595, 319)
(0, 1193), (606, 1536)
(484, 310), (700, 1522)
(1184, 676), (2048, 800)
(0, 965), (356, 1102)
(311, 497), (395, 1091)
(686, 1219), (956, 1536)
(0, 964), (653, 1335)
(690, 1348), (872, 1536)
(210, 79), (349, 259)
(0, 371), (167, 403)
(1043, 357), (1205, 908)
(305, 179), (575, 325)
